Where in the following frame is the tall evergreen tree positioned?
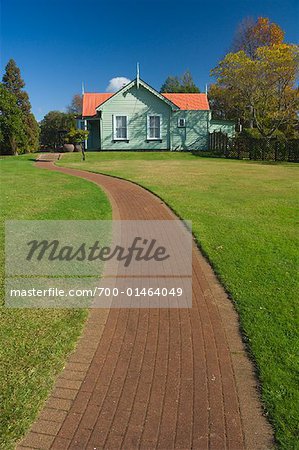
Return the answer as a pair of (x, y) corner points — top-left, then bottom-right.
(181, 71), (200, 93)
(160, 76), (182, 93)
(160, 71), (200, 93)
(0, 83), (27, 154)
(2, 59), (39, 152)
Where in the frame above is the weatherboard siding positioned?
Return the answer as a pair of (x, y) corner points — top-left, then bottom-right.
(99, 85), (171, 150)
(171, 111), (209, 150)
(209, 119), (235, 137)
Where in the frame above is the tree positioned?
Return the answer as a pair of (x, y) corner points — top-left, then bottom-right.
(2, 59), (25, 94)
(0, 84), (27, 154)
(26, 113), (40, 150)
(210, 44), (299, 138)
(67, 94), (83, 115)
(208, 84), (245, 121)
(40, 111), (76, 149)
(232, 17), (285, 58)
(160, 71), (200, 93)
(2, 59), (39, 152)
(3, 59), (31, 113)
(180, 71), (200, 93)
(160, 76), (181, 93)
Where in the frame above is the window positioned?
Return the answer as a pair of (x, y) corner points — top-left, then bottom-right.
(178, 118), (186, 128)
(114, 115), (128, 140)
(147, 115), (162, 140)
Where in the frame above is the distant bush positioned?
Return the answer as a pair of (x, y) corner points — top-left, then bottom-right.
(40, 111), (76, 150)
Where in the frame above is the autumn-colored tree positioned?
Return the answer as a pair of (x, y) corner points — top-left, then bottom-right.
(208, 84), (246, 122)
(232, 17), (284, 58)
(210, 44), (299, 137)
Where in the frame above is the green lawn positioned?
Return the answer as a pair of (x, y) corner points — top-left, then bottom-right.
(58, 151), (299, 449)
(0, 155), (111, 449)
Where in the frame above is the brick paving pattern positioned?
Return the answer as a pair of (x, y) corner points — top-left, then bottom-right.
(17, 158), (273, 449)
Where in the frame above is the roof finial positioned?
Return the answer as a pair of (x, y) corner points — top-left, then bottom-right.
(137, 62), (140, 89)
(82, 81), (85, 95)
(205, 83), (208, 95)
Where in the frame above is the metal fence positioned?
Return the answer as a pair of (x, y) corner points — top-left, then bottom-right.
(206, 131), (299, 162)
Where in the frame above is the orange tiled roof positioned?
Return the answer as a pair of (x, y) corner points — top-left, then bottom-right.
(82, 92), (209, 116)
(82, 93), (113, 117)
(162, 93), (209, 110)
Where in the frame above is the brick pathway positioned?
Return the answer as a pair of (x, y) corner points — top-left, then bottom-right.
(17, 159), (273, 450)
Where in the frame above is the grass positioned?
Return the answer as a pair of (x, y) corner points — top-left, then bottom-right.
(58, 151), (299, 449)
(0, 154), (111, 449)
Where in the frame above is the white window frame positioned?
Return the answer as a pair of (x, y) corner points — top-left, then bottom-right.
(113, 115), (129, 141)
(178, 118), (186, 128)
(147, 114), (162, 140)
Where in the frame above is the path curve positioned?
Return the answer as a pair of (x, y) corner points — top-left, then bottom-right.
(18, 156), (273, 450)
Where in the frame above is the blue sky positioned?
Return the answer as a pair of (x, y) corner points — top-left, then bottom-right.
(1, 0), (298, 121)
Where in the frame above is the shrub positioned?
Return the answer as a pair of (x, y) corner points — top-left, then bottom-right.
(65, 128), (89, 144)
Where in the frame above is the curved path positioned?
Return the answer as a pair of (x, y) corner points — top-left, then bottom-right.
(18, 157), (273, 450)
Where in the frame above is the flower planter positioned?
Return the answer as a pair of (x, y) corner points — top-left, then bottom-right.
(74, 143), (82, 152)
(63, 143), (74, 152)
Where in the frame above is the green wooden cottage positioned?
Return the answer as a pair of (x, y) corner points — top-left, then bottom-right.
(80, 77), (234, 151)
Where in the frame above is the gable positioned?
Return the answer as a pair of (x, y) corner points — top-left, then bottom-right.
(96, 78), (178, 112)
(99, 83), (172, 116)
